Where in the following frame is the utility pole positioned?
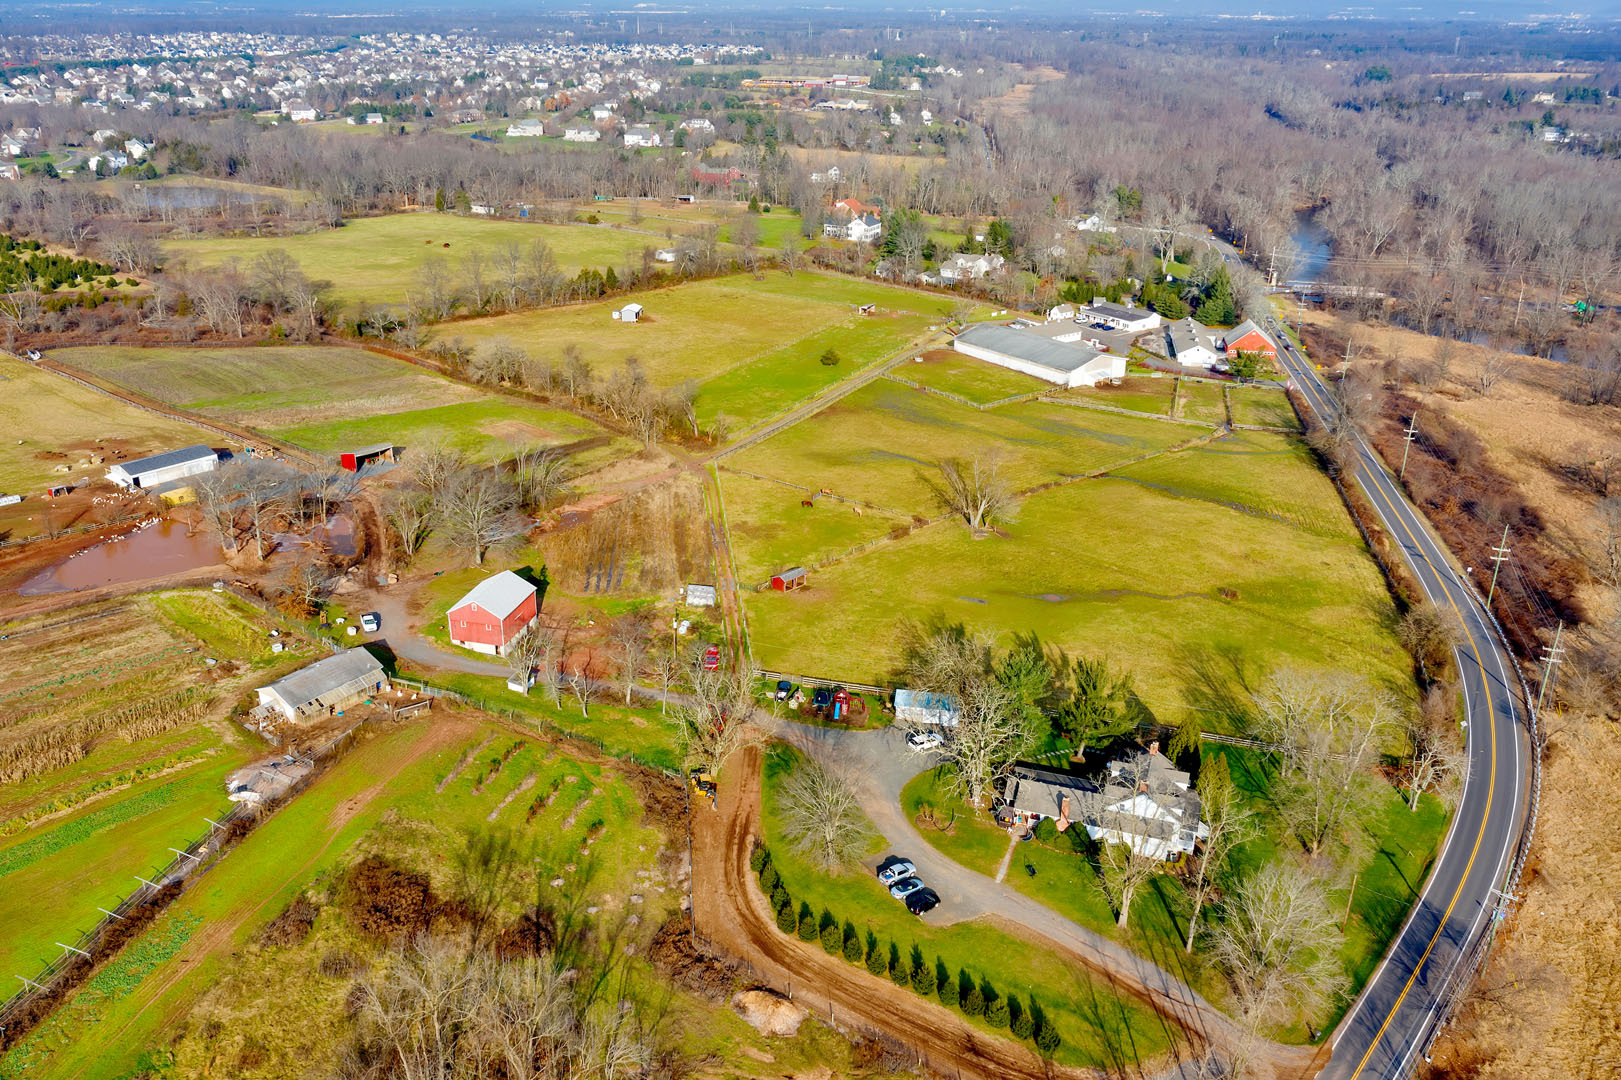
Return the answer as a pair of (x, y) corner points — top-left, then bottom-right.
(1535, 621), (1565, 715)
(1487, 524), (1511, 607)
(1400, 411), (1419, 479)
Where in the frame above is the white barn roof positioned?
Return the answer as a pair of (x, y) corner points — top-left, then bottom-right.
(112, 444), (216, 478)
(259, 648), (384, 713)
(450, 570), (535, 620)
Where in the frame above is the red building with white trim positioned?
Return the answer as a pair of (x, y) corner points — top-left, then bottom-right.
(1220, 320), (1278, 360)
(447, 571), (540, 656)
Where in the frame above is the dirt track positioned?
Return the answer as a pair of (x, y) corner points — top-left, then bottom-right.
(694, 743), (1148, 1080)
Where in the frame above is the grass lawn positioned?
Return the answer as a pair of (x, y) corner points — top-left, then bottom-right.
(0, 354), (202, 494)
(1063, 376), (1179, 417)
(894, 350), (1049, 405)
(1179, 380), (1228, 424)
(48, 345), (477, 430)
(762, 746), (1174, 1070)
(1, 716), (668, 1080)
(742, 432), (1409, 719)
(273, 396), (631, 466)
(725, 380), (1193, 520)
(444, 272), (949, 431)
(1229, 387), (1301, 430)
(161, 213), (660, 310)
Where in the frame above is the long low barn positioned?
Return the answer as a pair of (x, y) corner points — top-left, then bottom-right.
(952, 322), (1126, 388)
(106, 444), (219, 490)
(255, 647), (387, 723)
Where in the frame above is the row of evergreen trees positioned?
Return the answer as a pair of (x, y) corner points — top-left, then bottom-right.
(0, 234), (124, 292)
(751, 844), (1063, 1058)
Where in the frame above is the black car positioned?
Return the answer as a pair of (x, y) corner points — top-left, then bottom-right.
(905, 887), (940, 916)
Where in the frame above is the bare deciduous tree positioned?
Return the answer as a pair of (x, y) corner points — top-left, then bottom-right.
(1405, 687), (1465, 811)
(609, 612), (652, 705)
(1210, 863), (1346, 1029)
(1184, 753), (1251, 951)
(674, 663), (762, 778)
(384, 486), (435, 564)
(927, 453), (1017, 531)
(439, 471), (518, 566)
(777, 759), (876, 873)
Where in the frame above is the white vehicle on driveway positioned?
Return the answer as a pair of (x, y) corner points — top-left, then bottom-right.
(876, 859), (915, 886)
(906, 730), (944, 752)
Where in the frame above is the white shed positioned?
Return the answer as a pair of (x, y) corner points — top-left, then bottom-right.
(612, 303), (643, 323)
(106, 445), (219, 490)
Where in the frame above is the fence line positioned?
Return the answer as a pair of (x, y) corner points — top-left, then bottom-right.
(0, 720), (367, 1044)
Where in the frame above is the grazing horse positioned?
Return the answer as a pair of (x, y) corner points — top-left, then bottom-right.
(801, 499), (814, 508)
(852, 505), (864, 517)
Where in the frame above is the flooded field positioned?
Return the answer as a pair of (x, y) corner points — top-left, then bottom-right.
(18, 516), (223, 595)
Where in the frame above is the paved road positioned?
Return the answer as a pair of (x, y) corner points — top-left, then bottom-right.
(1269, 317), (1533, 1080)
(776, 719), (1316, 1073)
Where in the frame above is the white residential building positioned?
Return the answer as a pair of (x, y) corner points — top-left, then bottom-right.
(1084, 300), (1161, 333)
(506, 118), (546, 137)
(563, 126), (600, 142)
(937, 252), (1005, 283)
(623, 125), (661, 147)
(1165, 318), (1224, 369)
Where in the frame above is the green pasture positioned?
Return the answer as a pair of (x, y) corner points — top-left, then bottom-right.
(741, 434), (1409, 716)
(725, 379), (1193, 520)
(446, 272), (944, 431)
(0, 354), (202, 494)
(1229, 387), (1300, 430)
(892, 351), (1049, 405)
(1065, 376), (1178, 417)
(716, 469), (903, 585)
(1178, 380), (1228, 424)
(273, 397), (630, 466)
(161, 213), (659, 309)
(4, 718), (665, 1080)
(46, 345), (477, 430)
(761, 746), (1174, 1070)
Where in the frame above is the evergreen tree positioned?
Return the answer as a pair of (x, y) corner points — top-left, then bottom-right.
(820, 922), (843, 954)
(1010, 997), (1034, 1039)
(776, 901), (797, 933)
(434, 187), (446, 212)
(748, 193), (761, 212)
(986, 994), (1010, 1028)
(888, 943), (907, 987)
(866, 936), (888, 976)
(936, 960), (959, 1007)
(842, 922), (864, 963)
(1195, 267), (1237, 325)
(963, 982), (985, 1016)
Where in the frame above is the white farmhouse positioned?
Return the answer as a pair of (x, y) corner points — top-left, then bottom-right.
(623, 125), (661, 147)
(937, 252), (1005, 283)
(563, 126), (601, 142)
(506, 118), (546, 137)
(106, 445), (219, 490)
(1165, 317), (1224, 369)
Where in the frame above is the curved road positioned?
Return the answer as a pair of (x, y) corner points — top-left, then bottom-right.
(1268, 316), (1533, 1080)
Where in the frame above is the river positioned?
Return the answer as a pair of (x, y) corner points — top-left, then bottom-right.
(1287, 210), (1333, 283)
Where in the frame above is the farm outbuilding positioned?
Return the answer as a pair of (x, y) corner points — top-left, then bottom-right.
(106, 445), (219, 490)
(685, 583), (717, 607)
(255, 647), (387, 723)
(770, 567), (807, 591)
(894, 688), (959, 726)
(339, 443), (397, 472)
(952, 323), (1126, 389)
(612, 303), (643, 323)
(448, 570), (540, 656)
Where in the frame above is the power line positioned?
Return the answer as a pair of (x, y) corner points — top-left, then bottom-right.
(1487, 524), (1511, 607)
(1534, 621), (1565, 715)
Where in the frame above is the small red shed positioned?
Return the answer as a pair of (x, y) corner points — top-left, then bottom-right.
(447, 570), (540, 657)
(339, 443), (397, 472)
(770, 567), (807, 591)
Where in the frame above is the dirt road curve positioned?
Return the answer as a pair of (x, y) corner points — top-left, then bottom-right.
(694, 744), (1143, 1080)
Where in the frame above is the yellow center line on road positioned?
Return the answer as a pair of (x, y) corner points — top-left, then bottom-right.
(1282, 341), (1503, 1079)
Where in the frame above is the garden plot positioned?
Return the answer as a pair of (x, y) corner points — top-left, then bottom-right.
(0, 591), (308, 988)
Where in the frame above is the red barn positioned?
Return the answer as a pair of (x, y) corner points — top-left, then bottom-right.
(770, 567), (807, 591)
(1220, 320), (1278, 360)
(447, 571), (539, 656)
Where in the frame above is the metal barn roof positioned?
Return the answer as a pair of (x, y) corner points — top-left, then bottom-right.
(261, 648), (384, 710)
(450, 570), (536, 620)
(954, 323), (1105, 375)
(114, 444), (217, 476)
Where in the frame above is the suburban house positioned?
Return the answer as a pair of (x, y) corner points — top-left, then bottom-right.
(364, 112), (386, 125)
(1071, 213), (1116, 234)
(623, 125), (661, 147)
(952, 322), (1126, 388)
(895, 689), (959, 727)
(255, 648), (387, 723)
(590, 105), (616, 121)
(506, 118), (546, 137)
(613, 302), (643, 322)
(124, 139), (148, 160)
(0, 163), (19, 181)
(1220, 319), (1278, 360)
(106, 445), (219, 490)
(563, 126), (601, 142)
(447, 570), (540, 656)
(679, 117), (715, 133)
(834, 196), (881, 218)
(1000, 743), (1207, 861)
(935, 252), (1006, 284)
(823, 212), (882, 243)
(1166, 318), (1225, 369)
(1084, 300), (1161, 333)
(809, 164), (842, 184)
(1085, 744), (1208, 860)
(654, 248), (679, 263)
(1046, 303), (1078, 322)
(0, 135), (27, 158)
(286, 102), (319, 122)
